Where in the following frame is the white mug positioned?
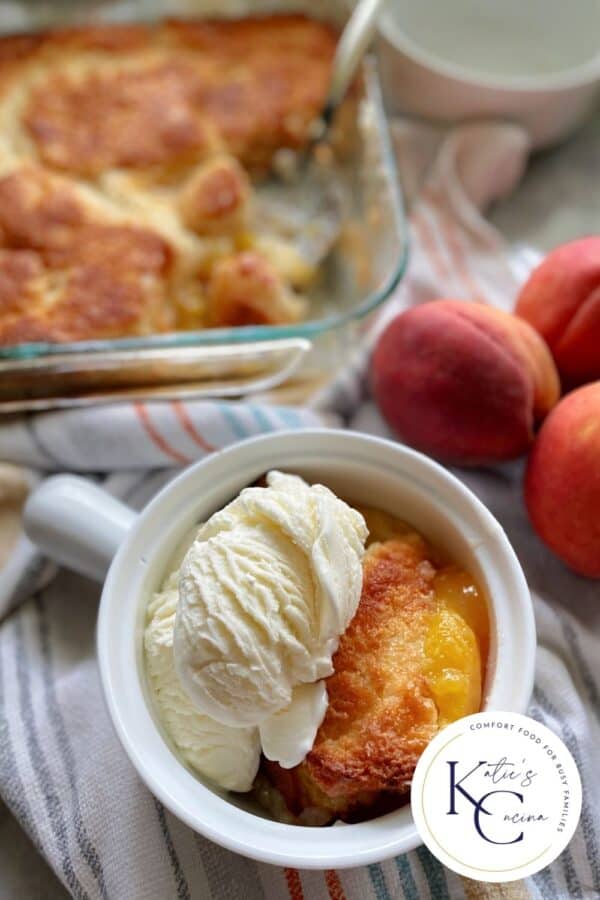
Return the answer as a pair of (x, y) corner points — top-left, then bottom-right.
(24, 429), (535, 868)
(378, 0), (600, 150)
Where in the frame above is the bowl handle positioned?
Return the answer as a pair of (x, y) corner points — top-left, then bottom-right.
(24, 475), (137, 582)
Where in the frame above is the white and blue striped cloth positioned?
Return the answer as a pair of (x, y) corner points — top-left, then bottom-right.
(0, 122), (599, 900)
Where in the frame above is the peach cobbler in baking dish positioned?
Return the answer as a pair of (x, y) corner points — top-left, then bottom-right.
(0, 16), (338, 345)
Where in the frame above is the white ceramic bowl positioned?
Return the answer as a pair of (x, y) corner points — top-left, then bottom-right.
(24, 430), (535, 868)
(378, 0), (600, 149)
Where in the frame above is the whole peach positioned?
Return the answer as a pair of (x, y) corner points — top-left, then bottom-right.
(516, 237), (600, 386)
(371, 300), (560, 465)
(525, 382), (600, 578)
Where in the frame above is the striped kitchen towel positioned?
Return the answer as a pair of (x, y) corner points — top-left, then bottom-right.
(0, 400), (328, 472)
(0, 121), (599, 900)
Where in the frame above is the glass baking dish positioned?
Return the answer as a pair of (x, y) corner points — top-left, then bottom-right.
(0, 0), (408, 403)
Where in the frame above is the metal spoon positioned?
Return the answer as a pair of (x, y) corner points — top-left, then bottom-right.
(312, 0), (389, 151)
(257, 0), (388, 266)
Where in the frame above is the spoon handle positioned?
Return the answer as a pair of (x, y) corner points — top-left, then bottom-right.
(324, 0), (388, 121)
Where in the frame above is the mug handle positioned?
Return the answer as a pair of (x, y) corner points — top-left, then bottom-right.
(24, 475), (138, 582)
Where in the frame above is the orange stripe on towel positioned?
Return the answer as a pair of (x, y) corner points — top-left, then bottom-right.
(171, 400), (216, 453)
(134, 402), (190, 464)
(325, 870), (347, 900)
(284, 868), (304, 900)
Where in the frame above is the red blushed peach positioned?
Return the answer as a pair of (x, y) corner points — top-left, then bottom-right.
(371, 300), (560, 465)
(516, 237), (600, 386)
(525, 382), (600, 578)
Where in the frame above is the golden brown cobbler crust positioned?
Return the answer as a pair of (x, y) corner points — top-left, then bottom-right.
(262, 537), (441, 822)
(0, 166), (172, 342)
(0, 15), (336, 344)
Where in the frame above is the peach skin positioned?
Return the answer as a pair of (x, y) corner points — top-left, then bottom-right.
(371, 300), (560, 466)
(525, 382), (600, 578)
(516, 237), (600, 386)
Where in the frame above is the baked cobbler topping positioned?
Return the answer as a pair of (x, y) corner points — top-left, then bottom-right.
(258, 506), (488, 824)
(0, 16), (337, 344)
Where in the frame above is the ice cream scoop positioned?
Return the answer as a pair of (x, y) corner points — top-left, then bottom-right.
(174, 471), (368, 742)
(145, 565), (260, 792)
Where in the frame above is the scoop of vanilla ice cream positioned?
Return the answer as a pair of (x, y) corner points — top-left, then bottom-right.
(174, 470), (368, 729)
(145, 570), (260, 793)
